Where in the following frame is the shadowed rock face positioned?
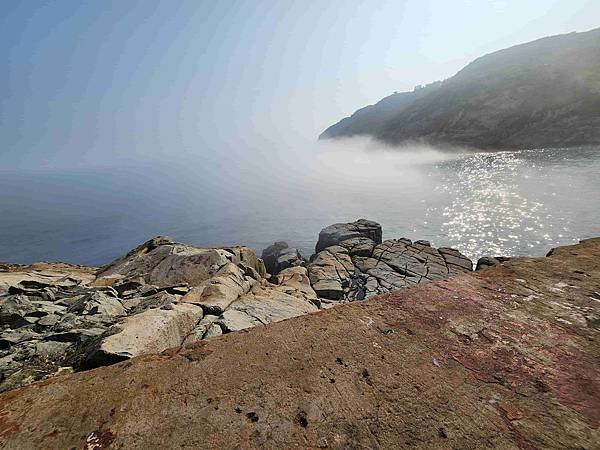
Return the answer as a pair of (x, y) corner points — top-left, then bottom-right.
(0, 238), (598, 449)
(0, 221), (472, 391)
(315, 219), (382, 253)
(260, 241), (305, 276)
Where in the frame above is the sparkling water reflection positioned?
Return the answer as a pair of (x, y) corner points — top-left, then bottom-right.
(426, 148), (600, 262)
(0, 147), (598, 265)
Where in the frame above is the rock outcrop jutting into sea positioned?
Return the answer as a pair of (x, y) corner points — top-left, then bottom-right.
(1, 236), (598, 448)
(0, 219), (473, 392)
(320, 27), (600, 150)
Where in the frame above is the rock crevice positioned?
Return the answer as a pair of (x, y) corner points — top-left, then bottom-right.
(0, 219), (473, 391)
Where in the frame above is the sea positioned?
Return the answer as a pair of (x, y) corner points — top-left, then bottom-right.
(1, 146), (598, 267)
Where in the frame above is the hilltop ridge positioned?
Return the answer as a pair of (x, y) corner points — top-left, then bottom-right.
(320, 27), (600, 150)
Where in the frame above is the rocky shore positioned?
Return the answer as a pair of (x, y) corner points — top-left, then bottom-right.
(0, 226), (598, 448)
(0, 219), (475, 392)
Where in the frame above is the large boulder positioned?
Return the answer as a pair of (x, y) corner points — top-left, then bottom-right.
(0, 295), (38, 328)
(275, 266), (318, 304)
(84, 303), (203, 369)
(181, 263), (255, 315)
(307, 246), (354, 300)
(261, 241), (304, 275)
(315, 219), (382, 253)
(216, 283), (319, 333)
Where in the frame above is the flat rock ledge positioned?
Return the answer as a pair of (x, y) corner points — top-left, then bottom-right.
(0, 237), (598, 449)
(0, 220), (474, 392)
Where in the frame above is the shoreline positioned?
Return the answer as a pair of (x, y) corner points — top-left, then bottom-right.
(1, 233), (598, 448)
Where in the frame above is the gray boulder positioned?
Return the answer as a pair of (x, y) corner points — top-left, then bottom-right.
(216, 285), (319, 333)
(308, 246), (354, 300)
(315, 219), (382, 253)
(261, 242), (304, 275)
(67, 291), (126, 319)
(0, 295), (37, 328)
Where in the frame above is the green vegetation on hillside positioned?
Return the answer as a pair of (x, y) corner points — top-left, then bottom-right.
(320, 28), (600, 150)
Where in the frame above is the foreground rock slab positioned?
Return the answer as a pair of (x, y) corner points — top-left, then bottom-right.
(1, 238), (598, 449)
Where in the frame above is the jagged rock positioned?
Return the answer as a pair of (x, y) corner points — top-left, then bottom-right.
(50, 312), (108, 333)
(308, 237), (473, 302)
(237, 262), (260, 280)
(182, 314), (220, 344)
(0, 295), (37, 327)
(261, 242), (304, 275)
(84, 303), (203, 369)
(126, 291), (180, 315)
(113, 279), (144, 295)
(0, 227), (472, 393)
(315, 219), (382, 253)
(204, 323), (223, 338)
(66, 291), (126, 319)
(0, 262), (96, 296)
(0, 328), (40, 348)
(96, 236), (265, 287)
(308, 246), (354, 300)
(181, 263), (255, 315)
(275, 267), (318, 304)
(44, 328), (105, 343)
(216, 286), (318, 333)
(261, 241), (288, 274)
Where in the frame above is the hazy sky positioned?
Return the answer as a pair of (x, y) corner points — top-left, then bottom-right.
(1, 0), (599, 168)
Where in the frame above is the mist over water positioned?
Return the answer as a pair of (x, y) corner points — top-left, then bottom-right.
(1, 141), (598, 266)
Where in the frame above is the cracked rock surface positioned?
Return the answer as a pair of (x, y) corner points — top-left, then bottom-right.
(0, 220), (472, 391)
(308, 220), (473, 302)
(0, 238), (598, 449)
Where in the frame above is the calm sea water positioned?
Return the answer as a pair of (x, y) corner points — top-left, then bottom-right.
(1, 147), (598, 266)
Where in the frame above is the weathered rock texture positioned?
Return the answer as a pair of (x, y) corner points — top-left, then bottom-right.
(0, 237), (270, 390)
(0, 222), (472, 392)
(261, 241), (305, 276)
(308, 220), (472, 302)
(0, 238), (598, 449)
(315, 219), (382, 253)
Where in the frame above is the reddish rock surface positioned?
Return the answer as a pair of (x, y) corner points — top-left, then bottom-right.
(0, 239), (598, 449)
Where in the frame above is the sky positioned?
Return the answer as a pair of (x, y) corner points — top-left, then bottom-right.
(1, 0), (599, 169)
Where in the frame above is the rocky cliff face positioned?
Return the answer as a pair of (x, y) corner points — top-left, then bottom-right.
(321, 27), (600, 150)
(0, 220), (472, 392)
(0, 238), (598, 448)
